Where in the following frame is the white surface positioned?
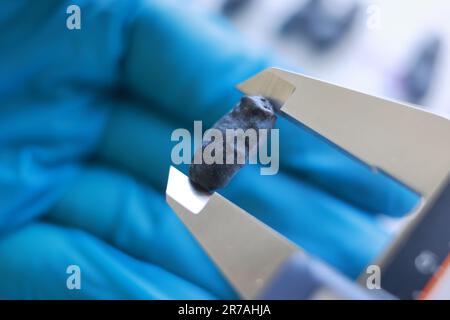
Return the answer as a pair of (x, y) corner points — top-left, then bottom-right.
(198, 0), (450, 118)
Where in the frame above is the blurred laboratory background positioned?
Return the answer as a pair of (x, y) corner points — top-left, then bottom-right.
(196, 0), (450, 119)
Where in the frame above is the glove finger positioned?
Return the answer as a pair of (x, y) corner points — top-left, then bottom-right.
(45, 165), (237, 299)
(276, 117), (419, 217)
(123, 0), (269, 126)
(0, 222), (218, 299)
(221, 165), (391, 278)
(95, 101), (176, 192)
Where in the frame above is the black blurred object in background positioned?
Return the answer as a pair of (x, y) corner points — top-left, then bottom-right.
(281, 0), (359, 51)
(403, 35), (442, 105)
(222, 0), (253, 16)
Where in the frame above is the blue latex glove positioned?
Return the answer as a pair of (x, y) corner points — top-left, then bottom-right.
(0, 0), (418, 299)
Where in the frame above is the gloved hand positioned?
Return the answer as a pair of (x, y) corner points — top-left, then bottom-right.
(0, 0), (418, 299)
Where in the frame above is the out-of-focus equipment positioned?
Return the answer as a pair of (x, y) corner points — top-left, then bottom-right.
(280, 0), (359, 51)
(402, 35), (442, 105)
(221, 0), (253, 17)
